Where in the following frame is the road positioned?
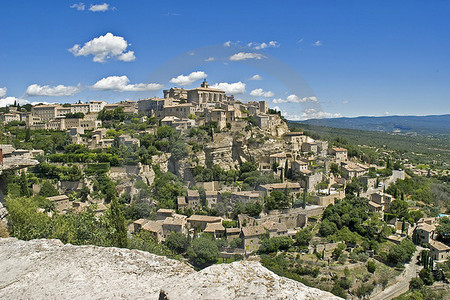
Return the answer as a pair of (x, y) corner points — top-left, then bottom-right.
(370, 247), (423, 300)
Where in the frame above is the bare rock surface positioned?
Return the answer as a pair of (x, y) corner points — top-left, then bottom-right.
(0, 238), (340, 300)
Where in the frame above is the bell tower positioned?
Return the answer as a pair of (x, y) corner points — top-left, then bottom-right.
(201, 78), (209, 88)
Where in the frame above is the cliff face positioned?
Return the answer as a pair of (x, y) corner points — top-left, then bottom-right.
(0, 238), (341, 300)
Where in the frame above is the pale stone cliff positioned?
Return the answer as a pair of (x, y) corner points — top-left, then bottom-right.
(0, 238), (341, 300)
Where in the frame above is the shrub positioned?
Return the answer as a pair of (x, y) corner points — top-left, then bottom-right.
(367, 260), (377, 273)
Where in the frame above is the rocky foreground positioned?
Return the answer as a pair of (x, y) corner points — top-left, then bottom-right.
(0, 238), (341, 300)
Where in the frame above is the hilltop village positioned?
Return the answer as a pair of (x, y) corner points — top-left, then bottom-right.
(1, 80), (449, 299)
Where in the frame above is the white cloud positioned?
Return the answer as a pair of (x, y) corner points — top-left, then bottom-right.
(70, 3), (85, 11)
(0, 87), (6, 98)
(69, 33), (135, 63)
(272, 94), (318, 104)
(249, 74), (263, 81)
(205, 57), (215, 62)
(224, 41), (231, 47)
(250, 88), (274, 98)
(247, 41), (279, 50)
(89, 3), (110, 12)
(26, 84), (81, 97)
(170, 71), (207, 86)
(276, 108), (341, 120)
(211, 82), (246, 94)
(92, 76), (163, 91)
(229, 52), (265, 61)
(296, 38), (304, 44)
(0, 97), (30, 107)
(343, 100), (349, 104)
(313, 40), (322, 47)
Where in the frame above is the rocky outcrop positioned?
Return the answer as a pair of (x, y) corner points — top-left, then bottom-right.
(0, 238), (341, 300)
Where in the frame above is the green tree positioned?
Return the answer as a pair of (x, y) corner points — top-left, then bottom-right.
(165, 232), (190, 254)
(319, 220), (338, 237)
(106, 197), (127, 248)
(419, 268), (434, 285)
(295, 227), (313, 246)
(367, 260), (377, 273)
(187, 235), (219, 267)
(6, 196), (52, 240)
(38, 181), (58, 197)
(409, 277), (424, 291)
(19, 171), (31, 197)
(436, 217), (450, 242)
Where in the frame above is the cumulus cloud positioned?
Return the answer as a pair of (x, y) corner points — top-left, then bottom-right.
(229, 52), (265, 61)
(275, 108), (341, 121)
(0, 97), (30, 107)
(70, 3), (85, 11)
(313, 40), (322, 47)
(272, 94), (318, 104)
(247, 41), (279, 50)
(89, 3), (111, 12)
(0, 87), (6, 98)
(249, 74), (262, 81)
(343, 100), (349, 104)
(26, 84), (81, 97)
(250, 88), (274, 98)
(224, 41), (231, 47)
(69, 33), (135, 63)
(205, 57), (215, 62)
(92, 76), (163, 91)
(211, 82), (246, 94)
(170, 71), (207, 86)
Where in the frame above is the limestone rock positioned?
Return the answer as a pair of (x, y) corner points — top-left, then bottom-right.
(0, 238), (341, 300)
(161, 260), (341, 300)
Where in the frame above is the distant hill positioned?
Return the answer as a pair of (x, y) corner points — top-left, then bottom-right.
(293, 114), (450, 135)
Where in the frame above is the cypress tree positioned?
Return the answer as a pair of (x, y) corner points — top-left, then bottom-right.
(108, 197), (128, 248)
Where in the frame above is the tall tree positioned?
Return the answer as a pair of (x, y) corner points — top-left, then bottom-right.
(107, 197), (128, 248)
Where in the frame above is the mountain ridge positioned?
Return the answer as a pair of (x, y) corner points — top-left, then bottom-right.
(293, 114), (450, 134)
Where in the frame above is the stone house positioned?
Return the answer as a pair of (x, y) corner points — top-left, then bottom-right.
(205, 108), (227, 130)
(269, 152), (287, 170)
(341, 162), (368, 178)
(187, 215), (222, 231)
(225, 228), (241, 243)
(429, 240), (450, 261)
(330, 147), (348, 163)
(186, 190), (201, 208)
(205, 191), (219, 208)
(261, 221), (288, 238)
(301, 142), (318, 153)
(413, 223), (436, 244)
(156, 208), (175, 220)
(230, 191), (262, 204)
(257, 182), (301, 196)
(162, 215), (187, 238)
(291, 160), (308, 173)
(242, 225), (267, 253)
(368, 201), (384, 214)
(203, 222), (226, 239)
(163, 103), (196, 119)
(370, 192), (393, 211)
(312, 190), (345, 207)
(141, 220), (164, 242)
(47, 195), (71, 212)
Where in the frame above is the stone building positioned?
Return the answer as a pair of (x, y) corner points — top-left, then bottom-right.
(163, 103), (196, 119)
(330, 147), (348, 163)
(163, 87), (188, 100)
(187, 80), (226, 109)
(242, 225), (266, 253)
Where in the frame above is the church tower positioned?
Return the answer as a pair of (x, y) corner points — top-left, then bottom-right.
(201, 79), (209, 88)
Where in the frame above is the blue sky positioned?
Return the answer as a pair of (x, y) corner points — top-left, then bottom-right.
(0, 0), (449, 119)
